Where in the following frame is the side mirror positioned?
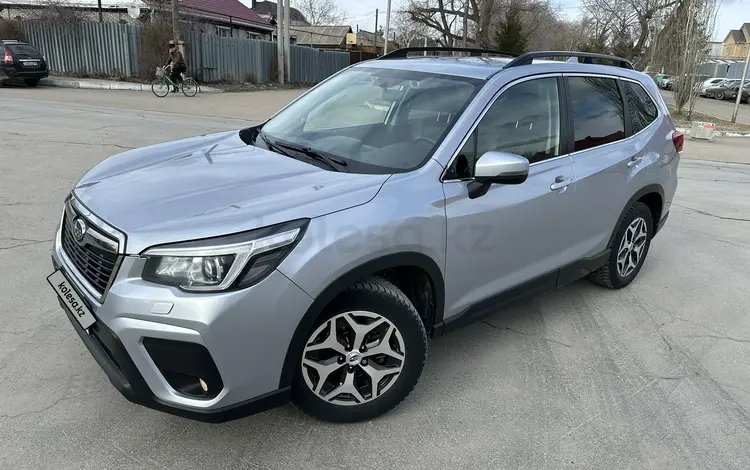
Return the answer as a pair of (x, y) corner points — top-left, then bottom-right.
(474, 151), (529, 184)
(468, 151), (530, 199)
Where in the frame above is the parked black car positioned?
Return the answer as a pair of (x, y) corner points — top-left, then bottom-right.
(0, 40), (48, 86)
(704, 81), (750, 102)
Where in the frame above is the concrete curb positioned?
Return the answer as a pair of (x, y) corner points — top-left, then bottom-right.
(40, 77), (223, 94)
(676, 127), (750, 138)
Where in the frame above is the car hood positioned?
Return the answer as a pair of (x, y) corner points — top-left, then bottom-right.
(74, 130), (390, 254)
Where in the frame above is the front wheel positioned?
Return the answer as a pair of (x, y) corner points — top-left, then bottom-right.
(589, 201), (653, 289)
(151, 78), (169, 98)
(181, 78), (198, 97)
(292, 277), (427, 422)
(746, 95), (750, 105)
(714, 91), (725, 100)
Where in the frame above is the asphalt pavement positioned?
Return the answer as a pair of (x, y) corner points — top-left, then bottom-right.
(659, 89), (750, 125)
(1, 88), (750, 469)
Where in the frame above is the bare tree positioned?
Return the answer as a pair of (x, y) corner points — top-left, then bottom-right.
(581, 0), (679, 66)
(406, 0), (552, 49)
(406, 0), (465, 47)
(392, 9), (431, 48)
(28, 1), (85, 24)
(668, 0), (719, 116)
(292, 0), (346, 25)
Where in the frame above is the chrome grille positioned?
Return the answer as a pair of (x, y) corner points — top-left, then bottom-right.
(60, 204), (119, 297)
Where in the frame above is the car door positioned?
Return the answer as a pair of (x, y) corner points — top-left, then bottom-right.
(563, 75), (653, 262)
(442, 75), (577, 318)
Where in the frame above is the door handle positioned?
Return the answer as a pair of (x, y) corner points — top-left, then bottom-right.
(550, 177), (573, 191)
(627, 156), (643, 168)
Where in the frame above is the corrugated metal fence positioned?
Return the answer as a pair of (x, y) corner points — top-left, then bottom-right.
(20, 21), (349, 84)
(726, 62), (749, 79)
(22, 21), (139, 77)
(695, 61), (749, 80)
(185, 32), (348, 84)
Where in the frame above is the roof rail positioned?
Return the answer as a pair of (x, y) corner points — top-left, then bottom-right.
(379, 47), (519, 60)
(504, 51), (634, 70)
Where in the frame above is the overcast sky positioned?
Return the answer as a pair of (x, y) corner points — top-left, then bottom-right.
(274, 0), (749, 43)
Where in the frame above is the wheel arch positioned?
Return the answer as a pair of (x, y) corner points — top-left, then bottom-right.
(279, 252), (445, 389)
(607, 184), (665, 249)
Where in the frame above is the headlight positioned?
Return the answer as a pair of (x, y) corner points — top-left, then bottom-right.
(141, 219), (308, 291)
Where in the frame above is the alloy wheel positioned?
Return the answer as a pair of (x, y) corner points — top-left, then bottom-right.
(301, 311), (405, 406)
(616, 217), (648, 277)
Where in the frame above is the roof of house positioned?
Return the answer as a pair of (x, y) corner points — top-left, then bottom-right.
(252, 1), (307, 24)
(0, 0), (274, 30)
(726, 29), (748, 44)
(177, 0), (272, 30)
(292, 25), (351, 46)
(355, 30), (398, 49)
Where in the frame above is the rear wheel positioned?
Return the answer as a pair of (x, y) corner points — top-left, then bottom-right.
(181, 78), (198, 97)
(746, 95), (750, 105)
(714, 91), (725, 100)
(151, 78), (169, 98)
(589, 202), (653, 289)
(24, 79), (39, 87)
(292, 277), (427, 422)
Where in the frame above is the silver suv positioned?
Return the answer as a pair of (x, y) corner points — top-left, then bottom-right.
(48, 49), (681, 423)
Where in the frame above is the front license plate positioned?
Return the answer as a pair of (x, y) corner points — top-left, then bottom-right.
(47, 270), (96, 329)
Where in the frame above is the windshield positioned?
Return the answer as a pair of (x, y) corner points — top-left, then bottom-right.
(260, 66), (482, 173)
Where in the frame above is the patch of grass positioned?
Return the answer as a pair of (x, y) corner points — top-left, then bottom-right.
(669, 105), (750, 133)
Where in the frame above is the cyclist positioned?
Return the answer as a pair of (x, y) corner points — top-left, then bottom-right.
(166, 40), (186, 93)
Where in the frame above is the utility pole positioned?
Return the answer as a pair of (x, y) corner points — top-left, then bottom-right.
(384, 0), (392, 55)
(97, 0), (103, 23)
(171, 0), (179, 41)
(284, 0), (291, 83)
(374, 9), (378, 55)
(424, 37), (427, 56)
(461, 0), (468, 48)
(731, 46), (750, 123)
(277, 0), (284, 85)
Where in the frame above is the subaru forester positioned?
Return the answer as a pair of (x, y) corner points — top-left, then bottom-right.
(49, 49), (681, 423)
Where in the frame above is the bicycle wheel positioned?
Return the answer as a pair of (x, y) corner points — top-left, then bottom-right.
(181, 78), (198, 97)
(151, 78), (170, 98)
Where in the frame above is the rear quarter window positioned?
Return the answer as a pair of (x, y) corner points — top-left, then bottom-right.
(568, 76), (626, 152)
(623, 81), (658, 134)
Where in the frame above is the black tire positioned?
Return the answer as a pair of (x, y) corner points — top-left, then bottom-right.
(746, 95), (750, 105)
(181, 78), (198, 97)
(151, 78), (169, 98)
(715, 91), (725, 100)
(589, 201), (653, 289)
(24, 79), (39, 87)
(292, 277), (428, 422)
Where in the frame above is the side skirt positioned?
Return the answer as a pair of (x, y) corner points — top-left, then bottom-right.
(432, 249), (609, 337)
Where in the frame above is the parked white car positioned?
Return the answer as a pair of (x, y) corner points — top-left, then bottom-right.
(698, 77), (727, 95)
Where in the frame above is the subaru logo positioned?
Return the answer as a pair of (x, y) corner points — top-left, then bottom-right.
(347, 351), (361, 365)
(72, 218), (88, 243)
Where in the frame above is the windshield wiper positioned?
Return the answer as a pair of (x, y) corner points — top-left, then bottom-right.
(257, 130), (292, 157)
(257, 131), (347, 172)
(271, 141), (348, 172)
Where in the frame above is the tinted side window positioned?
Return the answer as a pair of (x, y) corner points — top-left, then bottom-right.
(568, 77), (625, 152)
(623, 81), (658, 134)
(446, 77), (561, 179)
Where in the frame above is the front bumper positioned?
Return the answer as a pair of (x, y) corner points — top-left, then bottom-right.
(52, 228), (313, 422)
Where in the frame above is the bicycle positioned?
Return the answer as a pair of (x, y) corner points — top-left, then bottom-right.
(151, 64), (198, 98)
